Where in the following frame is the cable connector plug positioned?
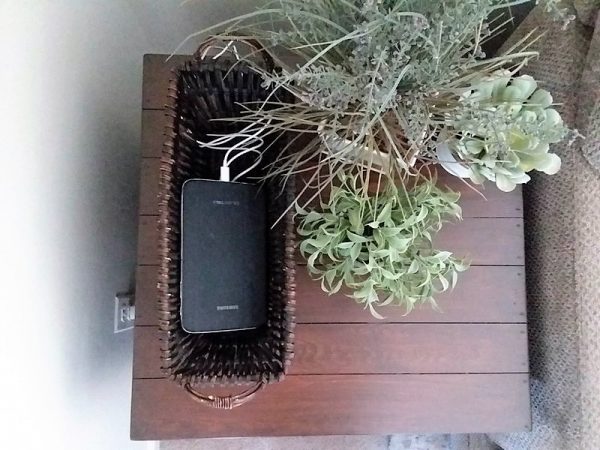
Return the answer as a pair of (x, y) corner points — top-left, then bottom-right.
(220, 165), (230, 182)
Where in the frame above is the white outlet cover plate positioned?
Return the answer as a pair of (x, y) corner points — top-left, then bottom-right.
(114, 293), (135, 333)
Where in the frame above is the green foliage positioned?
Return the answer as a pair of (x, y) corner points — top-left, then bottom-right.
(190, 0), (552, 201)
(266, 0), (503, 109)
(185, 1), (573, 203)
(296, 174), (468, 318)
(445, 72), (566, 191)
(184, 0), (573, 317)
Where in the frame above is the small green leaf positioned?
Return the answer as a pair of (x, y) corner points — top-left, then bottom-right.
(434, 251), (453, 262)
(376, 202), (392, 223)
(330, 277), (344, 294)
(299, 239), (313, 256)
(354, 263), (371, 275)
(408, 259), (419, 274)
(379, 293), (396, 306)
(348, 207), (361, 231)
(295, 203), (308, 215)
(439, 274), (449, 291)
(304, 211), (323, 223)
(350, 243), (361, 261)
(307, 251), (320, 269)
(373, 229), (384, 247)
(371, 249), (390, 259)
(380, 227), (401, 237)
(324, 269), (337, 288)
(296, 226), (313, 237)
(368, 303), (385, 320)
(381, 268), (401, 280)
(389, 236), (411, 252)
(347, 231), (368, 243)
(415, 206), (428, 222)
(306, 235), (331, 248)
(353, 283), (373, 299)
(451, 270), (458, 289)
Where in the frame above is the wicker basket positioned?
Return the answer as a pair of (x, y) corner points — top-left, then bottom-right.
(157, 40), (296, 409)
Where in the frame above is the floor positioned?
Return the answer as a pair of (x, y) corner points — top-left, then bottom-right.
(161, 434), (498, 450)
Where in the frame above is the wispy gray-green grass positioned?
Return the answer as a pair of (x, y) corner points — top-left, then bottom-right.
(182, 0), (568, 205)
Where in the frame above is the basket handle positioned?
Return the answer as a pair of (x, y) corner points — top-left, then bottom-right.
(194, 37), (275, 72)
(184, 379), (266, 409)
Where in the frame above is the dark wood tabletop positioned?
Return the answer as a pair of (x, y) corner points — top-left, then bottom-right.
(130, 54), (530, 441)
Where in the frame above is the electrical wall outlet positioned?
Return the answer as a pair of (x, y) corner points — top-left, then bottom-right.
(114, 292), (135, 333)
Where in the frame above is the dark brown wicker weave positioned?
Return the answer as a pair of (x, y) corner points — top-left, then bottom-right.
(157, 41), (296, 409)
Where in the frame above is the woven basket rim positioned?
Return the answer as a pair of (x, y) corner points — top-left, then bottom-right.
(156, 56), (296, 390)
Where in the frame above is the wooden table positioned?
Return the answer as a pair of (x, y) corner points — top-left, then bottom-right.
(130, 55), (531, 440)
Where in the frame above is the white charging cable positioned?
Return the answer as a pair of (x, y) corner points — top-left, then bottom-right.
(200, 40), (241, 62)
(196, 120), (271, 182)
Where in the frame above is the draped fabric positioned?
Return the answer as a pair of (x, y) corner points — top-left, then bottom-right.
(490, 2), (600, 449)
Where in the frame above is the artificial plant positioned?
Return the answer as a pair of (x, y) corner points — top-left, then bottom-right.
(183, 0), (571, 194)
(297, 174), (467, 317)
(185, 0), (574, 317)
(443, 72), (567, 192)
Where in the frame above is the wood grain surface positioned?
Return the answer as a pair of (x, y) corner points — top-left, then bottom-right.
(133, 265), (526, 326)
(142, 54), (191, 109)
(141, 110), (168, 158)
(130, 54), (531, 440)
(139, 147), (523, 217)
(133, 323), (528, 379)
(131, 374), (531, 440)
(137, 215), (524, 266)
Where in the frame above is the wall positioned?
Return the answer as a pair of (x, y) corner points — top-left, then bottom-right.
(0, 1), (261, 448)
